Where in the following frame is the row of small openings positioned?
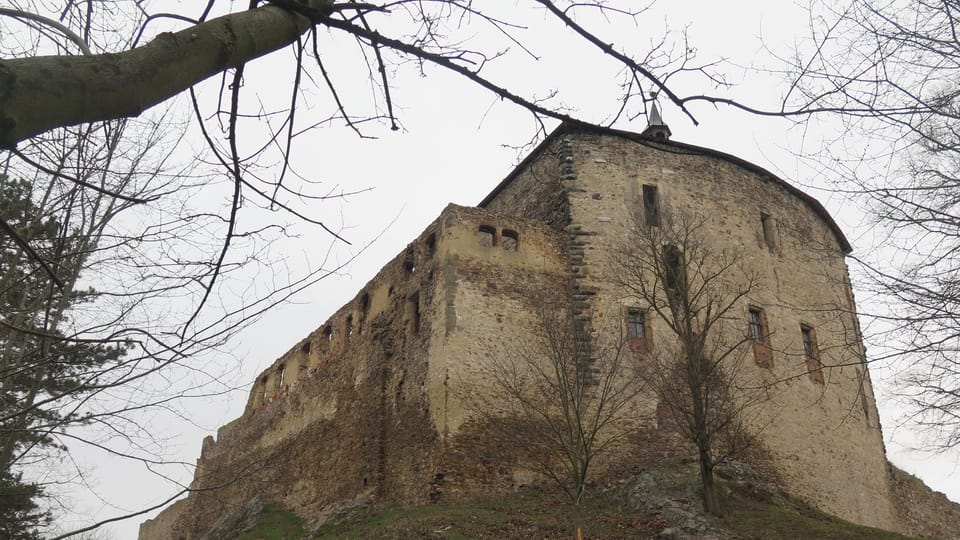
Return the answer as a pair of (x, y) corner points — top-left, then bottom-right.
(642, 187), (779, 240)
(478, 225), (519, 252)
(317, 291), (372, 346)
(403, 232), (437, 275)
(626, 306), (824, 384)
(747, 306), (822, 383)
(642, 184), (781, 251)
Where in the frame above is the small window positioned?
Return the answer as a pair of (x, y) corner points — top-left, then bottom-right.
(278, 365), (286, 387)
(642, 185), (660, 226)
(748, 309), (765, 342)
(478, 225), (496, 247)
(426, 233), (436, 256)
(749, 307), (773, 367)
(627, 309), (645, 339)
(664, 244), (683, 291)
(345, 315), (353, 342)
(502, 229), (519, 252)
(301, 341), (311, 355)
(324, 325), (333, 342)
(761, 213), (777, 248)
(801, 326), (815, 358)
(358, 293), (370, 335)
(802, 325), (823, 384)
(407, 293), (421, 336)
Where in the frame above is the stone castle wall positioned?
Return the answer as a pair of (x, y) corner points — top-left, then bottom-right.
(139, 205), (574, 539)
(551, 131), (894, 530)
(142, 127), (927, 539)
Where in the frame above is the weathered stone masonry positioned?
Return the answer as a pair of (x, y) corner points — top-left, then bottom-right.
(140, 124), (958, 540)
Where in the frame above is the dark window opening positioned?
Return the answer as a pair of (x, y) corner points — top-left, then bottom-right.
(278, 365), (286, 387)
(426, 233), (436, 256)
(627, 309), (646, 339)
(664, 244), (683, 291)
(345, 315), (353, 342)
(801, 326), (814, 358)
(749, 307), (773, 368)
(502, 229), (519, 252)
(802, 325), (823, 384)
(261, 377), (268, 402)
(642, 185), (660, 226)
(324, 325), (333, 342)
(478, 225), (496, 247)
(403, 259), (416, 273)
(407, 294), (421, 336)
(359, 293), (370, 335)
(301, 341), (311, 355)
(761, 213), (777, 248)
(748, 309), (764, 342)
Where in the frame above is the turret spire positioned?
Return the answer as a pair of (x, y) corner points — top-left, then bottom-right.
(641, 92), (672, 140)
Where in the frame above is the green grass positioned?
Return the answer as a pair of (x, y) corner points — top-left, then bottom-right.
(312, 491), (655, 539)
(237, 504), (306, 540)
(241, 483), (920, 539)
(717, 495), (915, 540)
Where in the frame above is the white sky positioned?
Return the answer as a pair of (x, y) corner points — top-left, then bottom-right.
(24, 1), (958, 537)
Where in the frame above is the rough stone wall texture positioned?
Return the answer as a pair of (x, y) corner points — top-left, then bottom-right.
(141, 127), (955, 540)
(550, 130), (897, 531)
(890, 464), (960, 539)
(139, 205), (574, 539)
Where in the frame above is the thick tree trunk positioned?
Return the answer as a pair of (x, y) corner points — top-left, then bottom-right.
(698, 447), (721, 515)
(700, 450), (723, 516)
(0, 2), (331, 148)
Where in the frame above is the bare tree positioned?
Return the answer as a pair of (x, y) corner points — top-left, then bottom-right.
(464, 289), (645, 506)
(0, 0), (755, 534)
(0, 1), (736, 149)
(775, 0), (960, 450)
(613, 208), (763, 515)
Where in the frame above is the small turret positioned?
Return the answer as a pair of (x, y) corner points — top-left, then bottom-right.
(641, 96), (672, 140)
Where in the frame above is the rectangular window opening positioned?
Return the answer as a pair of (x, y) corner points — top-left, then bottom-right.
(761, 213), (777, 248)
(801, 326), (815, 358)
(627, 309), (646, 339)
(664, 244), (683, 291)
(749, 307), (773, 368)
(748, 309), (764, 342)
(407, 293), (421, 336)
(802, 325), (823, 384)
(502, 229), (519, 252)
(478, 225), (496, 247)
(642, 185), (660, 226)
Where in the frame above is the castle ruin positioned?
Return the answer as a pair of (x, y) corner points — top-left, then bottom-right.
(140, 122), (956, 539)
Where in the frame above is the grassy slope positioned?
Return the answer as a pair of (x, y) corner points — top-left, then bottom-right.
(238, 486), (918, 540)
